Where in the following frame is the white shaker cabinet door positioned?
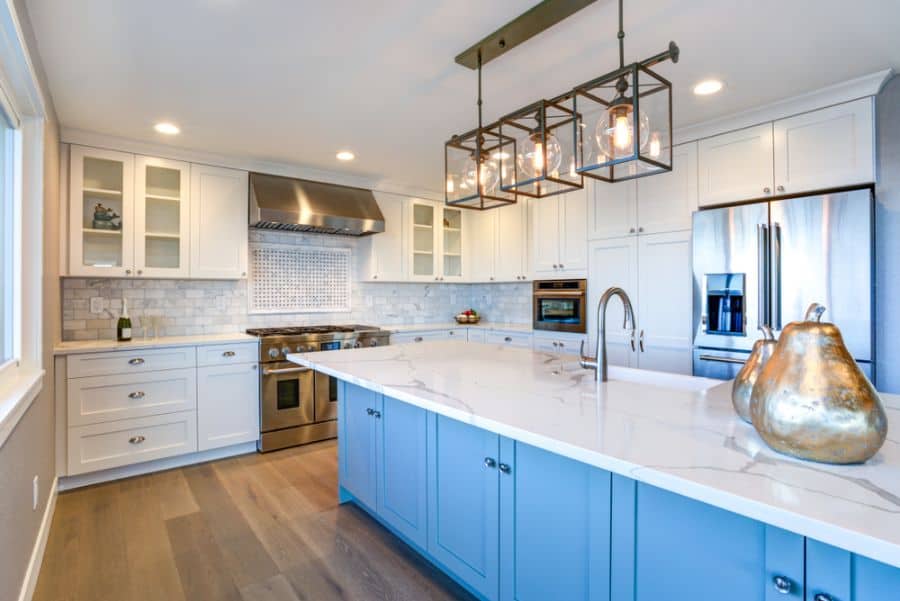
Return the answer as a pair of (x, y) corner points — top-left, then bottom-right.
(361, 192), (407, 282)
(773, 97), (875, 195)
(636, 142), (698, 234)
(587, 237), (639, 368)
(466, 209), (496, 282)
(197, 362), (259, 451)
(636, 231), (693, 375)
(135, 155), (191, 278)
(698, 123), (774, 207)
(495, 200), (528, 282)
(589, 179), (637, 240)
(558, 187), (588, 275)
(531, 194), (561, 275)
(189, 164), (248, 279)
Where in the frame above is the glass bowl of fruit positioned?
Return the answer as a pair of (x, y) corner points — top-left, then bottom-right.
(455, 309), (480, 324)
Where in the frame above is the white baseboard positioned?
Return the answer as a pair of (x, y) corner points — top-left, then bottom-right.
(18, 476), (58, 601)
(58, 441), (257, 491)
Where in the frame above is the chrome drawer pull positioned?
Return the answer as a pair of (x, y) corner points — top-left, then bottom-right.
(128, 391), (145, 400)
(222, 350), (236, 357)
(483, 457), (496, 468)
(504, 336), (512, 342)
(129, 435), (146, 445)
(814, 595), (833, 601)
(414, 336), (423, 342)
(128, 358), (145, 366)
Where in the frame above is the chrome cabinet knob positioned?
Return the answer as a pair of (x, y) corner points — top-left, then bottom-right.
(777, 185), (785, 192)
(813, 594), (833, 601)
(483, 457), (496, 468)
(559, 264), (564, 269)
(414, 336), (423, 342)
(552, 264), (558, 269)
(373, 274), (378, 279)
(638, 227), (644, 233)
(558, 341), (565, 348)
(366, 408), (374, 416)
(498, 463), (511, 474)
(241, 272), (247, 277)
(137, 269), (143, 275)
(764, 187), (772, 194)
(222, 350), (236, 357)
(773, 576), (792, 594)
(126, 269), (132, 275)
(504, 336), (512, 342)
(372, 410), (381, 419)
(489, 276), (495, 281)
(629, 227), (636, 234)
(128, 357), (145, 365)
(369, 339), (378, 347)
(128, 391), (145, 400)
(128, 435), (146, 445)
(552, 341), (558, 347)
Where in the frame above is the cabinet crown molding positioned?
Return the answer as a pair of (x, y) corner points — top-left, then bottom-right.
(674, 69), (893, 145)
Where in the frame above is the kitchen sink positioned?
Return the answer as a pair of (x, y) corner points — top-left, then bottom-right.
(605, 365), (722, 392)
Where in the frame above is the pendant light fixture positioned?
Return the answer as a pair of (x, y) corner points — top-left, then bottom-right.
(445, 51), (517, 210)
(573, 0), (679, 182)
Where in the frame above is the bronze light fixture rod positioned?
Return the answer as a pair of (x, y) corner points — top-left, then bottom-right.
(455, 0), (598, 69)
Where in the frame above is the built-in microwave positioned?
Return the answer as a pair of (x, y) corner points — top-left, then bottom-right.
(532, 279), (587, 334)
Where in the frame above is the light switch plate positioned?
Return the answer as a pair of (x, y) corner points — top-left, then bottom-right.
(32, 475), (38, 510)
(90, 297), (104, 314)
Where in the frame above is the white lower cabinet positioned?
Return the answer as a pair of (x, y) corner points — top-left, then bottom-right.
(63, 342), (260, 478)
(485, 331), (532, 348)
(197, 362), (259, 451)
(68, 411), (198, 476)
(587, 231), (692, 374)
(391, 329), (465, 344)
(532, 332), (586, 355)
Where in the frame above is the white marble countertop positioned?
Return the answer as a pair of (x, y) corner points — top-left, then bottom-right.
(288, 340), (900, 568)
(54, 332), (258, 355)
(386, 322), (534, 334)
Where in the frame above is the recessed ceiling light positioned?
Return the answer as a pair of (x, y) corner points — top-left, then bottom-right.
(154, 122), (180, 135)
(693, 79), (724, 96)
(336, 150), (355, 161)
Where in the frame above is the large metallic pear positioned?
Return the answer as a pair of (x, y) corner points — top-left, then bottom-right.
(750, 304), (887, 464)
(732, 326), (777, 423)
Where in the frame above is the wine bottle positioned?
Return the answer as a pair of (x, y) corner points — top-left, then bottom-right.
(117, 298), (132, 342)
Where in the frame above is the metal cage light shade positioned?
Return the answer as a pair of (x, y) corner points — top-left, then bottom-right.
(573, 62), (673, 182)
(498, 98), (583, 198)
(445, 122), (518, 209)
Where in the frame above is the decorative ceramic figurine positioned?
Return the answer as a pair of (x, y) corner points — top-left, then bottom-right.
(92, 203), (122, 230)
(732, 325), (777, 423)
(750, 303), (888, 464)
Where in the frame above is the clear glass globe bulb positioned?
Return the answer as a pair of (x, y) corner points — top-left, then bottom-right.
(464, 155), (499, 192)
(594, 105), (650, 160)
(517, 132), (562, 178)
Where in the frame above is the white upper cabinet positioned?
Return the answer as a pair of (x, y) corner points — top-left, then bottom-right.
(636, 142), (698, 234)
(773, 97), (874, 194)
(466, 209), (496, 282)
(189, 164), (248, 279)
(698, 123), (774, 207)
(588, 179), (636, 240)
(69, 145), (135, 277)
(68, 145), (249, 279)
(135, 156), (190, 278)
(409, 200), (464, 282)
(494, 200), (529, 282)
(360, 192), (407, 282)
(532, 188), (588, 277)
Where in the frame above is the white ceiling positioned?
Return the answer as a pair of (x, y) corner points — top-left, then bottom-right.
(25, 0), (900, 193)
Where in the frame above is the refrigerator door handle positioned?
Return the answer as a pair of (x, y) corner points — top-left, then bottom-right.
(771, 222), (782, 330)
(757, 223), (769, 328)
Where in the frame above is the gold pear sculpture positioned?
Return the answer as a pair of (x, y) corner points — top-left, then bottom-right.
(750, 303), (887, 464)
(732, 325), (777, 423)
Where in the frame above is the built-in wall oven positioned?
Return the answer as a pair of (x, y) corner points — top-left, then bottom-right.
(533, 279), (587, 334)
(247, 325), (389, 452)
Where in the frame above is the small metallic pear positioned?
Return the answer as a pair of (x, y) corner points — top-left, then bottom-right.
(750, 303), (888, 464)
(732, 326), (777, 423)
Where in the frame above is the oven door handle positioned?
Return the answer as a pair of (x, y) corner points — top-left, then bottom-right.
(263, 366), (311, 376)
(537, 290), (584, 297)
(698, 354), (747, 365)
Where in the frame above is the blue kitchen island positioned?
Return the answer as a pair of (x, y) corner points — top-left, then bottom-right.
(288, 341), (900, 601)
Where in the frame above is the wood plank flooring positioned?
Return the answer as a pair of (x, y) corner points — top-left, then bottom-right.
(33, 441), (475, 601)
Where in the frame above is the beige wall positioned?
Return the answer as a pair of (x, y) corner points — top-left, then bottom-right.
(0, 0), (60, 599)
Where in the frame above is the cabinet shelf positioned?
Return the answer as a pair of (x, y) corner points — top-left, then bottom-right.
(83, 227), (123, 236)
(145, 193), (182, 202)
(82, 187), (123, 199)
(413, 250), (434, 256)
(145, 231), (180, 239)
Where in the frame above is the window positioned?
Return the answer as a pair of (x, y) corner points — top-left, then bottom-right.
(0, 106), (15, 371)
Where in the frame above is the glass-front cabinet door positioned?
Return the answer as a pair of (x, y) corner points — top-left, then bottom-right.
(410, 200), (437, 281)
(134, 156), (190, 277)
(69, 145), (135, 277)
(441, 207), (463, 280)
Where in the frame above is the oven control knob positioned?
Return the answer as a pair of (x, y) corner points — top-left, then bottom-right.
(281, 346), (291, 356)
(268, 348), (280, 359)
(353, 341), (362, 349)
(369, 339), (378, 347)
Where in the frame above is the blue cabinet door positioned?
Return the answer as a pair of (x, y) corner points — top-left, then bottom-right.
(376, 395), (427, 550)
(806, 539), (900, 600)
(338, 382), (378, 509)
(499, 440), (612, 601)
(427, 413), (500, 601)
(611, 474), (805, 601)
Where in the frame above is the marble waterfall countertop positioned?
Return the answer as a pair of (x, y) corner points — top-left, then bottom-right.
(288, 340), (900, 569)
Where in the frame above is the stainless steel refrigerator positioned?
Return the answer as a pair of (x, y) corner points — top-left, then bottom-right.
(692, 187), (874, 380)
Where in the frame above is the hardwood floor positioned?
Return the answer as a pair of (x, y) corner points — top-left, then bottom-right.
(33, 441), (476, 601)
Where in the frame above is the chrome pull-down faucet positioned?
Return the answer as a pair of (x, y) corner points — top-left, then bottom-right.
(580, 287), (636, 382)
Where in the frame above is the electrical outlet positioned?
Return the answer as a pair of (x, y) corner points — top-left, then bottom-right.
(90, 297), (104, 314)
(32, 475), (38, 510)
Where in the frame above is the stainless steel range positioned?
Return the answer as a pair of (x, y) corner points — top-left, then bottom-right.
(247, 324), (389, 452)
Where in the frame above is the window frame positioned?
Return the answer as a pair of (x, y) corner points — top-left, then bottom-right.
(0, 94), (21, 382)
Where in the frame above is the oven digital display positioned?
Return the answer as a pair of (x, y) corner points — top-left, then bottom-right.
(319, 341), (342, 351)
(537, 298), (581, 324)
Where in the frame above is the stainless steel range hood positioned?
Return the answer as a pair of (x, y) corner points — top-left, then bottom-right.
(249, 172), (385, 236)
